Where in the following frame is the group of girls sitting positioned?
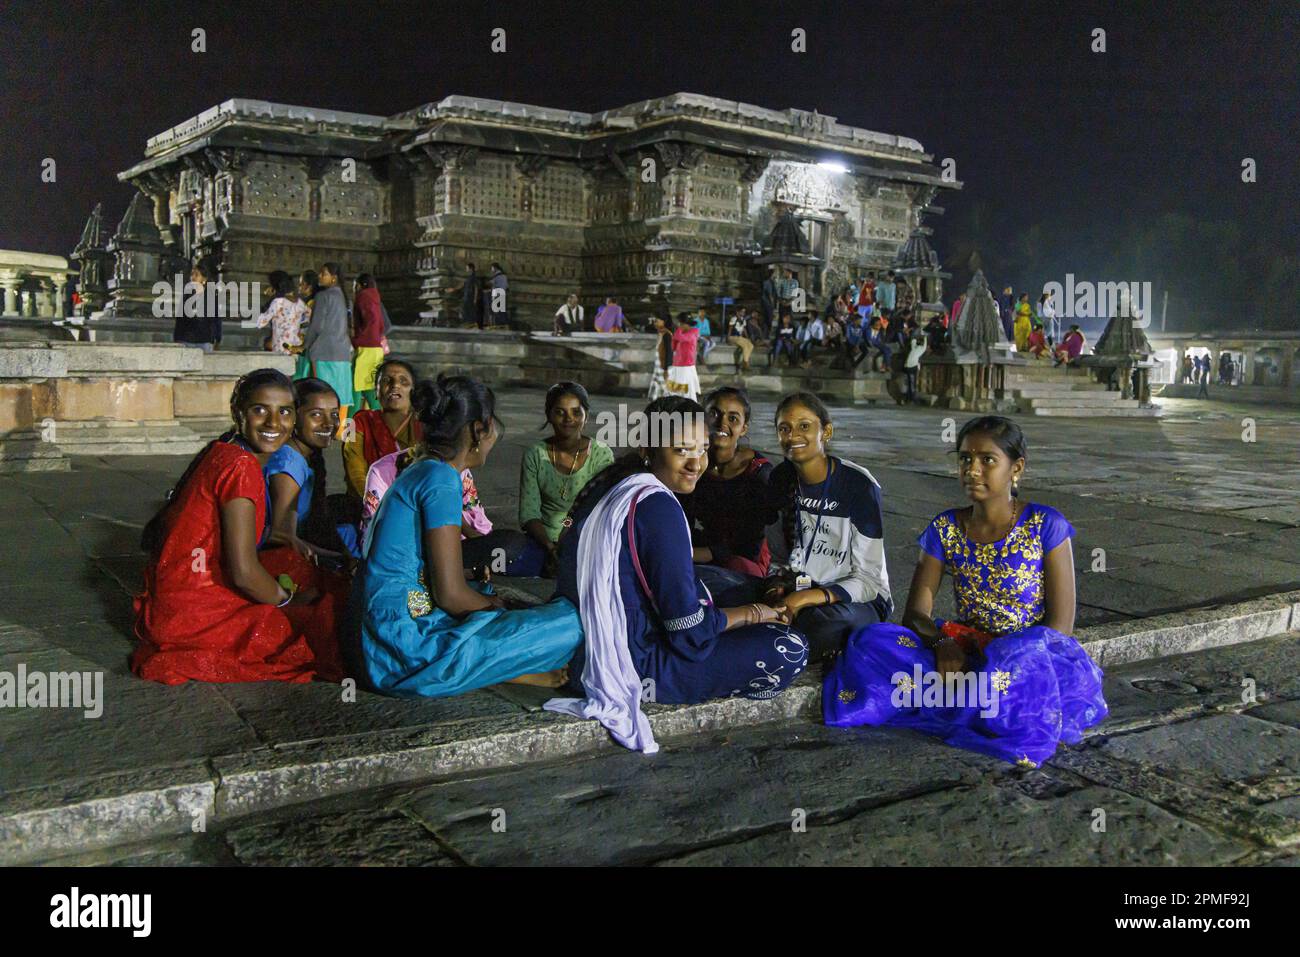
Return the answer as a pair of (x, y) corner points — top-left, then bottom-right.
(132, 365), (1107, 767)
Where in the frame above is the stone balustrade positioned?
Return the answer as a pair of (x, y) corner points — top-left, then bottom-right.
(0, 250), (76, 319)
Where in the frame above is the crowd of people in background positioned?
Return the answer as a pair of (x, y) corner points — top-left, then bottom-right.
(172, 256), (1105, 433)
(1179, 350), (1245, 398)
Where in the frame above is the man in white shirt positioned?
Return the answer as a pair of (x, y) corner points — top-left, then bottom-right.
(799, 314), (826, 366)
(902, 331), (928, 404)
(554, 293), (583, 336)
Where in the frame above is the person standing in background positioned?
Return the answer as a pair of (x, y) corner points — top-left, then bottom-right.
(779, 269), (801, 317)
(667, 314), (701, 401)
(350, 274), (387, 411)
(1014, 293), (1033, 351)
(173, 256), (221, 353)
(760, 266), (778, 336)
(876, 271), (897, 318)
(855, 272), (876, 320)
(487, 262), (508, 328)
(1038, 290), (1058, 343)
(444, 262), (482, 328)
(256, 270), (307, 358)
(999, 286), (1016, 342)
(303, 262), (354, 432)
(902, 329), (928, 403)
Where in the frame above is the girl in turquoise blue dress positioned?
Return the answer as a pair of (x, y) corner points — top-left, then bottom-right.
(824, 415), (1107, 766)
(354, 375), (580, 697)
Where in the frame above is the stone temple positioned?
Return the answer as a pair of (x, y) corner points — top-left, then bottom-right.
(88, 93), (957, 327)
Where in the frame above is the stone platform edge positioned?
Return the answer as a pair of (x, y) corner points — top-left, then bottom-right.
(3, 588), (1298, 865)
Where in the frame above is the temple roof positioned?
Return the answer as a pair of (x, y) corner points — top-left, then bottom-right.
(129, 94), (952, 172)
(106, 193), (163, 251)
(893, 228), (946, 275)
(72, 203), (107, 257)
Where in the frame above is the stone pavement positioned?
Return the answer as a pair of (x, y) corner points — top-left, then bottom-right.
(45, 633), (1300, 866)
(1, 388), (1298, 863)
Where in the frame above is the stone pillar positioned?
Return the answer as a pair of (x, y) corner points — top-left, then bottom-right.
(53, 279), (67, 318)
(1, 278), (18, 315)
(36, 280), (55, 317)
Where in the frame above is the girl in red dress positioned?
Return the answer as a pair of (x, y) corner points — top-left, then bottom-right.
(132, 369), (345, 685)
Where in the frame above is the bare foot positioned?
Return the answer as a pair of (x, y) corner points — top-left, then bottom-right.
(506, 667), (569, 688)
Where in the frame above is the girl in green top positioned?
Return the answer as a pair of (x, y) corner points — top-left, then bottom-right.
(519, 381), (614, 575)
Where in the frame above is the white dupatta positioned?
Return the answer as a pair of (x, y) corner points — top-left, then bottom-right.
(544, 471), (681, 754)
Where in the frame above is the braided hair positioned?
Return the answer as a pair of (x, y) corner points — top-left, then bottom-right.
(412, 374), (502, 461)
(141, 368), (293, 555)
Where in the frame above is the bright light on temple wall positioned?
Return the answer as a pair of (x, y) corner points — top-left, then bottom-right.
(817, 161), (850, 174)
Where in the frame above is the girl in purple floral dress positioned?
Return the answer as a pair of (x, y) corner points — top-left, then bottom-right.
(824, 416), (1107, 766)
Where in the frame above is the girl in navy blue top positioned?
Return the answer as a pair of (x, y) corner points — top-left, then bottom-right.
(555, 396), (808, 705)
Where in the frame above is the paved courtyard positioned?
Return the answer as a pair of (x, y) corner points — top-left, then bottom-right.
(45, 635), (1300, 867)
(1, 389), (1298, 864)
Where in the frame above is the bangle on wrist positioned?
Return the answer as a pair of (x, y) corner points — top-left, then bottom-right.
(276, 589), (292, 607)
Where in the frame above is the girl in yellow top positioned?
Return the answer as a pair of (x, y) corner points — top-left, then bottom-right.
(1013, 293), (1033, 352)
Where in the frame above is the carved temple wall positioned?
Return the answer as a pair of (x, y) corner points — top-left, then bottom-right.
(105, 95), (957, 328)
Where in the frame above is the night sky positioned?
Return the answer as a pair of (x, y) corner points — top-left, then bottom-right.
(2, 0), (1296, 329)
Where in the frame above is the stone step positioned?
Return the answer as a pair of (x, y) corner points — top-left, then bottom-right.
(1003, 370), (1095, 384)
(1006, 383), (1111, 396)
(1026, 405), (1161, 417)
(3, 591), (1293, 864)
(1018, 393), (1137, 408)
(0, 431), (71, 473)
(49, 419), (207, 456)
